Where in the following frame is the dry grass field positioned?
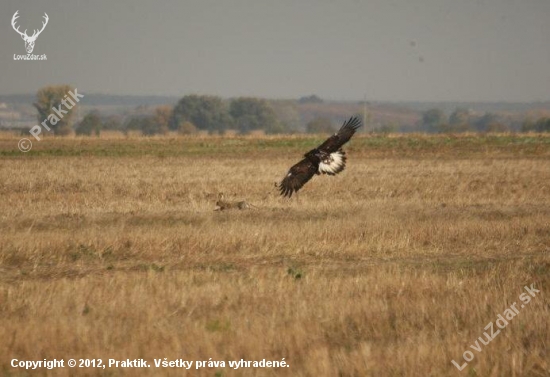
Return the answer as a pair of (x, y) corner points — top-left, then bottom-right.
(0, 133), (549, 376)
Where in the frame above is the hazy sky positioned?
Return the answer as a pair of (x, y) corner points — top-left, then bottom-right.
(1, 0), (549, 101)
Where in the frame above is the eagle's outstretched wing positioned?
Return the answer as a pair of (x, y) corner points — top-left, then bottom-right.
(317, 116), (362, 153)
(278, 158), (318, 198)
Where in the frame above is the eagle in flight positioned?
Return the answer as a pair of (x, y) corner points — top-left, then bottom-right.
(278, 116), (362, 198)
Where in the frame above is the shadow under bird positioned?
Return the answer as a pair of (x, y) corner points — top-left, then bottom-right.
(278, 116), (362, 198)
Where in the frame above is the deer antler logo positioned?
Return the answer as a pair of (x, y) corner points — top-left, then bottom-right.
(11, 10), (49, 54)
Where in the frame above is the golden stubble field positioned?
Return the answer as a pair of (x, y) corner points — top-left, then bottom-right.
(0, 134), (549, 376)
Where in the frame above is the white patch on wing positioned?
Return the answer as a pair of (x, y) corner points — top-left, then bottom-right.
(318, 150), (346, 175)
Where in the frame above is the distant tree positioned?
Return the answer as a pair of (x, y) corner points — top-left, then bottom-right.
(33, 85), (77, 135)
(102, 115), (124, 131)
(486, 123), (509, 133)
(124, 117), (145, 133)
(298, 95), (323, 104)
(178, 121), (198, 135)
(270, 100), (301, 132)
(421, 108), (447, 133)
(435, 108), (469, 133)
(533, 117), (550, 132)
(229, 97), (284, 134)
(125, 116), (162, 135)
(449, 108), (470, 125)
(141, 117), (163, 135)
(306, 117), (334, 133)
(154, 105), (172, 134)
(473, 113), (500, 132)
(75, 110), (102, 136)
(448, 123), (471, 133)
(170, 95), (232, 133)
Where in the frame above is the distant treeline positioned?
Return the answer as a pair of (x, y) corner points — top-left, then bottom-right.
(410, 108), (550, 134)
(77, 96), (295, 136)
(74, 103), (550, 135)
(10, 87), (550, 136)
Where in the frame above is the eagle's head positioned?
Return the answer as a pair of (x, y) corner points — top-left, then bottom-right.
(304, 148), (324, 163)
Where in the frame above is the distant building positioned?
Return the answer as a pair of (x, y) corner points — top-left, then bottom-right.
(0, 103), (30, 130)
(0, 110), (21, 121)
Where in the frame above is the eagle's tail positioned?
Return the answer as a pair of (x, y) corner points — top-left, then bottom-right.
(318, 149), (346, 176)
